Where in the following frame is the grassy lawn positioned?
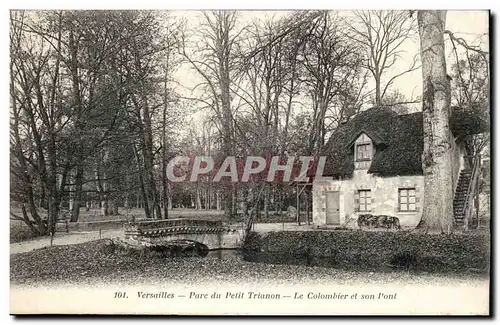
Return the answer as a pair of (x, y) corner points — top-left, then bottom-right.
(10, 239), (488, 287)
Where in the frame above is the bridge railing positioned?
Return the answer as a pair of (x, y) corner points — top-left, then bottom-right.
(124, 218), (225, 236)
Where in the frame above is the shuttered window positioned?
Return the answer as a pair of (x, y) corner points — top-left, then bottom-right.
(356, 143), (372, 161)
(399, 188), (416, 211)
(358, 190), (371, 212)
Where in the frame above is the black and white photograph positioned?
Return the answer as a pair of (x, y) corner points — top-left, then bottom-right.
(8, 7), (491, 315)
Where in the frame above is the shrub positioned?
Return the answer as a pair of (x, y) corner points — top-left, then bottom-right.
(390, 250), (419, 271)
(243, 230), (490, 274)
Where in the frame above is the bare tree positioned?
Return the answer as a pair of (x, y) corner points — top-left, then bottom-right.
(180, 11), (241, 219)
(10, 11), (71, 235)
(301, 12), (365, 155)
(234, 15), (292, 219)
(415, 10), (454, 234)
(448, 34), (489, 158)
(10, 11), (48, 235)
(345, 10), (419, 106)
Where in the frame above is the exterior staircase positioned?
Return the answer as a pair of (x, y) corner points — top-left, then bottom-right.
(453, 155), (481, 229)
(453, 169), (472, 225)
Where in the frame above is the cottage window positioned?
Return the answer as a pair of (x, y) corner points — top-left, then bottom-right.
(399, 188), (416, 212)
(356, 143), (372, 161)
(358, 190), (371, 212)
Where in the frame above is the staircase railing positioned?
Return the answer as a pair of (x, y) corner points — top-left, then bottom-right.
(463, 154), (481, 229)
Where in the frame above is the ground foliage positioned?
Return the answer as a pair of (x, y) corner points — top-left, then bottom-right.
(10, 239), (487, 287)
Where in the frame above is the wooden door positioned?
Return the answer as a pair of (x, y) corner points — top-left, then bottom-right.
(325, 191), (340, 225)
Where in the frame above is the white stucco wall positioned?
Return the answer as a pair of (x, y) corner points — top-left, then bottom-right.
(312, 170), (425, 229)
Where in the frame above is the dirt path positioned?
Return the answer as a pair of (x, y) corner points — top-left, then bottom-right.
(10, 229), (124, 255)
(10, 222), (320, 255)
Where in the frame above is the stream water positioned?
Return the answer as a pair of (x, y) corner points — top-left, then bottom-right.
(207, 248), (348, 269)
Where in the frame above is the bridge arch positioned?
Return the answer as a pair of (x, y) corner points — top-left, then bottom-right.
(123, 218), (245, 251)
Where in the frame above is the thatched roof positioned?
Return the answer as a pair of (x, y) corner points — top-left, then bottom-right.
(322, 107), (488, 178)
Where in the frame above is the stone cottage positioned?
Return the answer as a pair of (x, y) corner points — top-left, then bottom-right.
(312, 107), (487, 229)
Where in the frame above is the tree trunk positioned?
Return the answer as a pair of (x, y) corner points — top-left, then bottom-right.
(101, 196), (109, 217)
(109, 193), (119, 215)
(306, 190), (311, 225)
(264, 188), (269, 219)
(415, 10), (454, 234)
(375, 74), (381, 106)
(196, 185), (202, 210)
(216, 191), (221, 210)
(132, 142), (151, 219)
(167, 183), (173, 210)
(71, 165), (83, 222)
(161, 63), (170, 219)
(69, 28), (84, 223)
(231, 186), (237, 216)
(68, 172), (74, 212)
(205, 185), (210, 210)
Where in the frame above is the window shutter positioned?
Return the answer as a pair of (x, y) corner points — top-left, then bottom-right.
(354, 190), (359, 212)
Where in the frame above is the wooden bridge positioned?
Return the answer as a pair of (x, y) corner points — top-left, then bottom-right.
(123, 218), (244, 251)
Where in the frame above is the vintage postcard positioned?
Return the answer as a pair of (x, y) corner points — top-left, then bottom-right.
(9, 9), (490, 315)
